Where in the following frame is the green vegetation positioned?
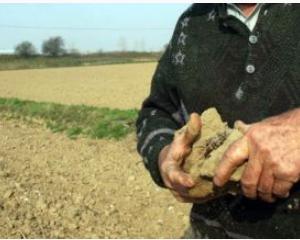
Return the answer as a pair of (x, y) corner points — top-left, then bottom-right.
(42, 36), (66, 57)
(15, 41), (37, 58)
(0, 51), (161, 71)
(0, 97), (138, 140)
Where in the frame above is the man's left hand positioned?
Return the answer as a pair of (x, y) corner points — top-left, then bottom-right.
(213, 110), (300, 202)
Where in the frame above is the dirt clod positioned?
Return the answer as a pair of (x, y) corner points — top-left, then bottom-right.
(182, 108), (245, 202)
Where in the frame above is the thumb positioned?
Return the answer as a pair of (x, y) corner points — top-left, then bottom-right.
(178, 113), (202, 146)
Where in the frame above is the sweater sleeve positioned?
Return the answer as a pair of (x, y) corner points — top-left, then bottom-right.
(136, 31), (188, 187)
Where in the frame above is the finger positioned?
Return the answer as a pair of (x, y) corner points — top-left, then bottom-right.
(171, 146), (191, 166)
(274, 169), (299, 184)
(172, 113), (201, 161)
(257, 166), (275, 202)
(167, 166), (195, 188)
(234, 120), (251, 134)
(214, 136), (249, 187)
(178, 113), (202, 146)
(240, 151), (263, 199)
(161, 163), (180, 189)
(272, 179), (293, 198)
(258, 192), (276, 203)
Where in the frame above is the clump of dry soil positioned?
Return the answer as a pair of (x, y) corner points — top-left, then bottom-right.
(0, 118), (190, 238)
(182, 108), (245, 202)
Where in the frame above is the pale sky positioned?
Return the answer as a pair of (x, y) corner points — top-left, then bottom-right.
(0, 3), (190, 53)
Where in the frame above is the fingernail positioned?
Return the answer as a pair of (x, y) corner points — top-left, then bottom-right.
(213, 177), (221, 186)
(186, 178), (195, 187)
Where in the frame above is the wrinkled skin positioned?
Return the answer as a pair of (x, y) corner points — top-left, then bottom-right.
(159, 108), (300, 203)
(158, 113), (202, 202)
(214, 109), (300, 202)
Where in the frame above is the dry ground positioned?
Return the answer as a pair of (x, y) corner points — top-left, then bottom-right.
(0, 63), (194, 238)
(0, 118), (191, 238)
(0, 63), (156, 109)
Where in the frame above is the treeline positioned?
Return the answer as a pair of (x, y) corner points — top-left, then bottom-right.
(13, 36), (164, 58)
(0, 49), (161, 71)
(14, 36), (66, 58)
(0, 35), (163, 70)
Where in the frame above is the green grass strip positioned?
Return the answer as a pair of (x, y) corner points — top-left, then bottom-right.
(0, 97), (138, 140)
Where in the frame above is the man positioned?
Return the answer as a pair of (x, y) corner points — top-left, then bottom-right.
(136, 3), (300, 238)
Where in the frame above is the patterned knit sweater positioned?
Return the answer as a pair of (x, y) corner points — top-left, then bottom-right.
(136, 3), (300, 238)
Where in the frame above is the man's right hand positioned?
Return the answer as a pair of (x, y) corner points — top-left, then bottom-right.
(158, 113), (202, 202)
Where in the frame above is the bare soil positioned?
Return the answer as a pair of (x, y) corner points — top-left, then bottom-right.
(0, 63), (156, 110)
(0, 118), (190, 238)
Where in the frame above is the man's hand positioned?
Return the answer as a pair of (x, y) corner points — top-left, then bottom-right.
(159, 113), (201, 202)
(214, 109), (300, 202)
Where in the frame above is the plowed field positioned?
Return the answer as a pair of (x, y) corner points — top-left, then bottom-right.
(0, 63), (191, 238)
(0, 63), (156, 109)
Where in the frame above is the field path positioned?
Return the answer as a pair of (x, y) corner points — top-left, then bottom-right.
(0, 63), (156, 109)
(0, 118), (190, 238)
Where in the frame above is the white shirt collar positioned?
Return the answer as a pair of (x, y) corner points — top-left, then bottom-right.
(227, 4), (263, 32)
